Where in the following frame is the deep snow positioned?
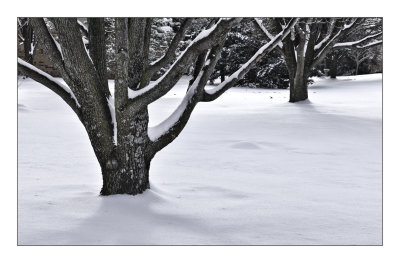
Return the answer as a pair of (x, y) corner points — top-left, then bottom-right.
(18, 74), (382, 245)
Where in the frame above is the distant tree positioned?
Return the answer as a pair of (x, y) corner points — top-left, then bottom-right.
(18, 18), (297, 196)
(254, 18), (382, 102)
(325, 50), (344, 78)
(325, 18), (383, 78)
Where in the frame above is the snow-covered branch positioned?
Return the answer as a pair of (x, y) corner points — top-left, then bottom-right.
(314, 18), (336, 51)
(18, 58), (81, 116)
(77, 19), (88, 37)
(202, 18), (299, 102)
(148, 43), (224, 156)
(310, 18), (361, 69)
(333, 32), (382, 49)
(355, 40), (383, 49)
(125, 18), (242, 114)
(149, 71), (204, 143)
(253, 18), (283, 49)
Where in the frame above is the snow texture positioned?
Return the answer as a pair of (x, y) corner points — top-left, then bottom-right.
(18, 58), (80, 108)
(18, 74), (382, 245)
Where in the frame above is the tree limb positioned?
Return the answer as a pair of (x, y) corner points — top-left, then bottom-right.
(77, 19), (88, 38)
(30, 18), (66, 75)
(310, 18), (362, 69)
(114, 18), (129, 109)
(188, 19), (219, 87)
(314, 18), (336, 51)
(18, 58), (82, 118)
(88, 18), (109, 97)
(125, 18), (242, 114)
(127, 18), (153, 89)
(202, 18), (298, 102)
(147, 43), (224, 157)
(355, 40), (382, 49)
(145, 18), (194, 80)
(253, 18), (283, 51)
(333, 32), (382, 48)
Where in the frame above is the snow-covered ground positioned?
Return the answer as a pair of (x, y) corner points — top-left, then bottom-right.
(18, 74), (382, 245)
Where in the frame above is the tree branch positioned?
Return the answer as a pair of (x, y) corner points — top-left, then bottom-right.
(333, 32), (382, 48)
(355, 40), (382, 49)
(30, 18), (66, 75)
(253, 18), (283, 51)
(125, 18), (242, 114)
(202, 18), (298, 102)
(18, 58), (82, 117)
(147, 43), (224, 157)
(310, 18), (362, 69)
(77, 19), (88, 38)
(114, 18), (129, 110)
(127, 18), (153, 89)
(188, 19), (220, 87)
(314, 18), (336, 51)
(50, 18), (116, 155)
(88, 18), (109, 97)
(145, 18), (194, 80)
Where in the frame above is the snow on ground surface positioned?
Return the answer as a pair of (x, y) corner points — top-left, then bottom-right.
(18, 74), (382, 245)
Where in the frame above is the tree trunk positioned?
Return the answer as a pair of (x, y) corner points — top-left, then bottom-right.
(289, 74), (308, 102)
(220, 67), (226, 82)
(100, 108), (152, 195)
(289, 65), (309, 103)
(100, 157), (151, 195)
(355, 61), (359, 75)
(329, 56), (337, 79)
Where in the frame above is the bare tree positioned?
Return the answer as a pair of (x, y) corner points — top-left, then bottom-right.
(254, 18), (382, 102)
(18, 17), (297, 195)
(349, 47), (376, 75)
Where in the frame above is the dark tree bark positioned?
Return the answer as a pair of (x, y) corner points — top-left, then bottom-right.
(18, 17), (296, 196)
(88, 18), (109, 95)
